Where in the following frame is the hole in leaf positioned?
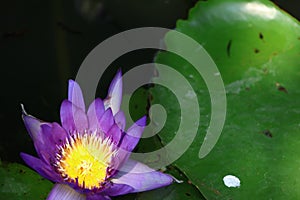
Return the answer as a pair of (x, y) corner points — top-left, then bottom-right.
(262, 130), (273, 138)
(185, 192), (191, 196)
(276, 82), (288, 93)
(259, 32), (264, 40)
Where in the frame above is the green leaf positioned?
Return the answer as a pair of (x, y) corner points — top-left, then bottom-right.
(175, 0), (300, 85)
(0, 162), (53, 200)
(153, 0), (300, 199)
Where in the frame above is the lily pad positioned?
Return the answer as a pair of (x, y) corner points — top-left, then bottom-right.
(153, 0), (300, 199)
(0, 162), (53, 200)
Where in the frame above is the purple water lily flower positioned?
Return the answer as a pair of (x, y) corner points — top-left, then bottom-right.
(21, 70), (173, 200)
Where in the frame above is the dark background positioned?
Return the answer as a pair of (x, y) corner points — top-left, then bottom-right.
(0, 0), (299, 163)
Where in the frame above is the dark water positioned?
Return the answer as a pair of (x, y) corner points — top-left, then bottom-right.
(0, 0), (194, 163)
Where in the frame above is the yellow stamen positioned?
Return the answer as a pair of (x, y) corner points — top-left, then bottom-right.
(55, 132), (116, 190)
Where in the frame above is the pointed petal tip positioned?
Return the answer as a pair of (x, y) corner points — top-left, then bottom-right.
(110, 69), (123, 90)
(20, 103), (27, 115)
(68, 79), (75, 85)
(21, 108), (47, 143)
(20, 152), (26, 159)
(109, 69), (122, 92)
(21, 104), (36, 121)
(21, 104), (35, 122)
(105, 70), (123, 115)
(116, 68), (122, 78)
(68, 79), (86, 112)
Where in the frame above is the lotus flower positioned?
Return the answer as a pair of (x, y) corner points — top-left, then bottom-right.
(21, 70), (173, 200)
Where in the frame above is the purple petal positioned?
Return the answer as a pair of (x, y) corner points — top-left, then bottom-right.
(21, 105), (48, 143)
(111, 159), (173, 192)
(60, 100), (88, 132)
(73, 108), (89, 132)
(68, 80), (86, 112)
(41, 122), (67, 145)
(87, 98), (105, 131)
(22, 121), (67, 165)
(20, 153), (60, 182)
(119, 116), (146, 151)
(40, 123), (68, 157)
(110, 148), (130, 172)
(60, 100), (76, 131)
(107, 124), (122, 145)
(98, 108), (114, 134)
(86, 193), (111, 200)
(102, 183), (134, 197)
(47, 184), (86, 200)
(104, 70), (122, 115)
(22, 108), (55, 163)
(114, 111), (126, 131)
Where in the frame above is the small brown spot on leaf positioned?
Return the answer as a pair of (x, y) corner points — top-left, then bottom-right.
(185, 193), (191, 196)
(259, 32), (264, 40)
(262, 130), (273, 138)
(148, 93), (154, 101)
(254, 48), (260, 53)
(146, 94), (153, 114)
(187, 180), (192, 184)
(226, 39), (232, 57)
(212, 188), (221, 195)
(276, 82), (288, 93)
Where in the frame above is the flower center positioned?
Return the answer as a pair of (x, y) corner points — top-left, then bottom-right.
(55, 132), (116, 190)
